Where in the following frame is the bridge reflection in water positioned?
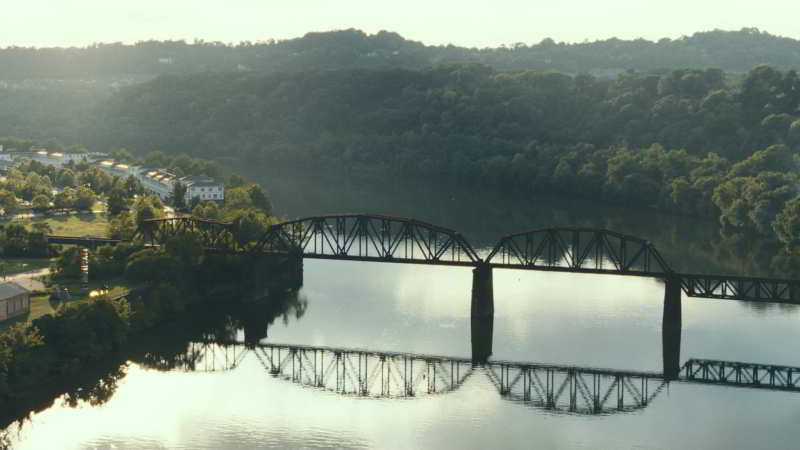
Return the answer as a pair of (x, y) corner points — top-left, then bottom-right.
(251, 343), (665, 415)
(175, 326), (800, 416)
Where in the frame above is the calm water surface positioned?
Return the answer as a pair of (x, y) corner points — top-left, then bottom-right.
(4, 169), (800, 449)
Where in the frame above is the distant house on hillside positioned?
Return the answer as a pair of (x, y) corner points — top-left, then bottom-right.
(0, 282), (30, 322)
(181, 176), (225, 203)
(21, 150), (89, 168)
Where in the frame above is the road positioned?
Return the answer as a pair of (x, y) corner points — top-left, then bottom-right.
(3, 267), (49, 291)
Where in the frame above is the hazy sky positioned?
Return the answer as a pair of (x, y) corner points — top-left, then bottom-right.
(1, 1), (798, 48)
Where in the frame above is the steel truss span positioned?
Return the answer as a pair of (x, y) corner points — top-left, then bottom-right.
(248, 343), (667, 415)
(249, 343), (668, 415)
(678, 274), (800, 303)
(486, 227), (672, 277)
(682, 359), (800, 391)
(142, 341), (249, 373)
(256, 214), (481, 266)
(486, 363), (666, 415)
(162, 341), (800, 414)
(137, 217), (238, 250)
(253, 344), (473, 398)
(124, 213), (800, 304)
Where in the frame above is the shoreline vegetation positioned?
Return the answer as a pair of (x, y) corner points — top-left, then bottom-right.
(0, 153), (279, 419)
(0, 281), (307, 433)
(0, 241), (300, 414)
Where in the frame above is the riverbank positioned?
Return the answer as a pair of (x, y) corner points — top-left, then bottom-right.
(0, 245), (299, 407)
(0, 286), (305, 430)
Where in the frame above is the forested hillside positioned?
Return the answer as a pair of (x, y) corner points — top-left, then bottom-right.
(1, 28), (799, 79)
(86, 64), (800, 246)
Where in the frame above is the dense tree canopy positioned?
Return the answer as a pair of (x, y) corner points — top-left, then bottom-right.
(3, 34), (800, 248)
(0, 28), (798, 79)
(84, 64), (800, 246)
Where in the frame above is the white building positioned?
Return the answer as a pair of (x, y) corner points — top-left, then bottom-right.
(95, 161), (225, 205)
(136, 168), (178, 201)
(180, 176), (225, 203)
(27, 150), (90, 168)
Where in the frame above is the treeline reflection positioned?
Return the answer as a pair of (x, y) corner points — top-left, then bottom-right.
(0, 288), (307, 434)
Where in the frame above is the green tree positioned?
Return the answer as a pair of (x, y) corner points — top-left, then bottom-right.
(135, 203), (157, 227)
(74, 186), (96, 211)
(56, 168), (77, 187)
(106, 188), (128, 215)
(247, 185), (272, 213)
(31, 222), (52, 235)
(170, 181), (187, 209)
(227, 174), (246, 188)
(53, 189), (75, 210)
(31, 194), (50, 211)
(123, 175), (144, 197)
(230, 210), (271, 248)
(191, 201), (221, 219)
(109, 148), (135, 163)
(0, 189), (18, 215)
(774, 197), (800, 250)
(108, 211), (137, 240)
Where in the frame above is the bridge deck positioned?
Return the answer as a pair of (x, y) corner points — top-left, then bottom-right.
(47, 235), (122, 246)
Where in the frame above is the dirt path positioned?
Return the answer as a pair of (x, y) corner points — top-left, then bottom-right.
(2, 268), (49, 291)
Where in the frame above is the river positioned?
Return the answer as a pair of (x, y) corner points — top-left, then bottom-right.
(3, 168), (800, 449)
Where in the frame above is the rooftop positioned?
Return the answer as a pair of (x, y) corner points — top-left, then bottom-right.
(0, 281), (29, 300)
(180, 175), (223, 187)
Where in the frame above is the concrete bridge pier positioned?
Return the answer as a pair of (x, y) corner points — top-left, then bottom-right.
(470, 263), (494, 364)
(471, 263), (494, 319)
(662, 275), (682, 380)
(471, 315), (494, 364)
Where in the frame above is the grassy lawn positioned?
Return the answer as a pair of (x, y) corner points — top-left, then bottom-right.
(0, 257), (52, 277)
(2, 213), (109, 237)
(0, 294), (83, 332)
(0, 278), (135, 332)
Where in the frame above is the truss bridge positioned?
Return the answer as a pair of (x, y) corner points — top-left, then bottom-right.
(47, 213), (800, 308)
